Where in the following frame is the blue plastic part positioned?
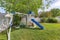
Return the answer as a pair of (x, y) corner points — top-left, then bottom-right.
(28, 11), (32, 14)
(31, 19), (44, 29)
(11, 11), (15, 15)
(9, 22), (13, 27)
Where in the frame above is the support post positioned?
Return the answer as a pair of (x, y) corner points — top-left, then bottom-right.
(7, 27), (11, 40)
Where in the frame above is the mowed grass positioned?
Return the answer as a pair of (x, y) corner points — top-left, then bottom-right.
(0, 32), (7, 40)
(0, 23), (60, 40)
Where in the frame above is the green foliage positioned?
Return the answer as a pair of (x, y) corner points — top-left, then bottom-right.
(20, 23), (26, 28)
(40, 18), (57, 23)
(46, 18), (57, 23)
(40, 18), (46, 23)
(13, 14), (21, 26)
(40, 12), (51, 17)
(0, 0), (42, 14)
(40, 8), (60, 18)
(50, 9), (60, 17)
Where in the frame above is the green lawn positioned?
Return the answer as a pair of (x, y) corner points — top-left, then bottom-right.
(0, 23), (60, 40)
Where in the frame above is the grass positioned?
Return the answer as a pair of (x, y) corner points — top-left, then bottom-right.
(0, 32), (7, 40)
(0, 23), (60, 40)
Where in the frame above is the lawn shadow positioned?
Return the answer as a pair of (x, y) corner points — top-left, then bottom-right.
(19, 27), (43, 30)
(11, 26), (44, 32)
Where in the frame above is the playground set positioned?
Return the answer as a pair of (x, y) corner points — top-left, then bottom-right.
(0, 11), (44, 40)
(23, 11), (44, 29)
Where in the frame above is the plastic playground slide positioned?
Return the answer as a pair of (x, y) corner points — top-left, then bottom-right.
(31, 19), (44, 29)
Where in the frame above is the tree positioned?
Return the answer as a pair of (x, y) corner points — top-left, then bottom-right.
(50, 9), (60, 17)
(40, 8), (60, 17)
(41, 0), (56, 10)
(0, 0), (42, 15)
(39, 0), (56, 18)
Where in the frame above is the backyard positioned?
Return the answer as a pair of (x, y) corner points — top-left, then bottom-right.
(0, 23), (60, 40)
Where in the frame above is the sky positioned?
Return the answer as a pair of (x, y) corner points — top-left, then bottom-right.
(0, 0), (60, 13)
(50, 0), (60, 8)
(0, 7), (6, 13)
(48, 0), (60, 10)
(39, 0), (60, 12)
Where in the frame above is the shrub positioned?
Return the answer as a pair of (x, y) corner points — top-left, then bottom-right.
(40, 18), (47, 23)
(13, 14), (21, 26)
(46, 18), (57, 23)
(19, 23), (26, 28)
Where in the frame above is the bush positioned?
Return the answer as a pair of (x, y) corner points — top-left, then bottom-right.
(46, 18), (57, 23)
(13, 14), (21, 26)
(40, 18), (47, 23)
(19, 23), (26, 28)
